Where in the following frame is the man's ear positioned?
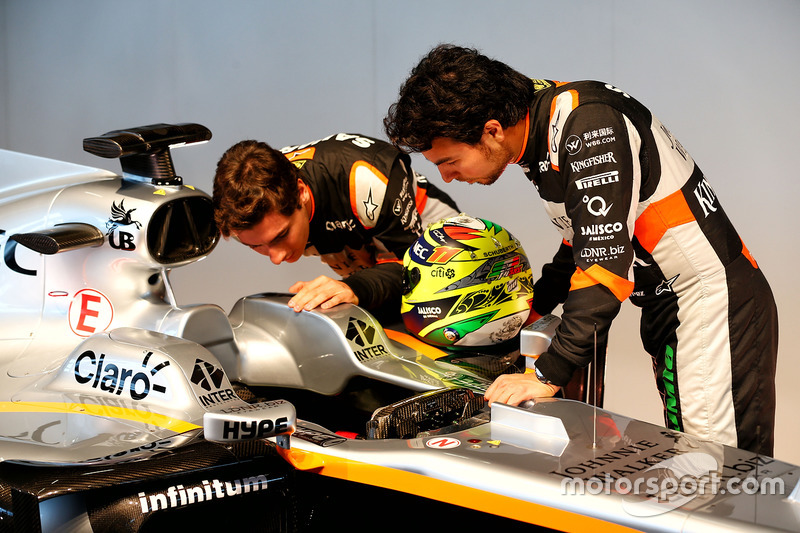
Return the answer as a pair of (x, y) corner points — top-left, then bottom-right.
(297, 178), (315, 216)
(297, 179), (309, 202)
(483, 119), (506, 142)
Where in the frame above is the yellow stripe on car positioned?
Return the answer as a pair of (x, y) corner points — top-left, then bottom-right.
(0, 401), (200, 433)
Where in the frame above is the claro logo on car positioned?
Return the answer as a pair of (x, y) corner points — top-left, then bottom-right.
(73, 350), (169, 400)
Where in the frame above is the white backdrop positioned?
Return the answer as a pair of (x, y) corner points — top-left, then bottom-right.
(2, 0), (799, 464)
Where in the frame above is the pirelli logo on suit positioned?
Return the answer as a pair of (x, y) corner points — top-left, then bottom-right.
(575, 170), (620, 190)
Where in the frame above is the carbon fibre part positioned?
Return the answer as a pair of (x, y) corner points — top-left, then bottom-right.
(366, 387), (486, 439)
(9, 223), (104, 255)
(0, 439), (297, 532)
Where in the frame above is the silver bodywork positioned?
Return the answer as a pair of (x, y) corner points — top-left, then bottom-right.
(1, 127), (799, 532)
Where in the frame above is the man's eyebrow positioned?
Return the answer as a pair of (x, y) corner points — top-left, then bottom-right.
(237, 220), (289, 247)
(430, 155), (453, 166)
(271, 224), (289, 241)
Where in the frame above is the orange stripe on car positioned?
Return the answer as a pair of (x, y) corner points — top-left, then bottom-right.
(570, 265), (634, 302)
(279, 447), (639, 532)
(634, 190), (696, 253)
(384, 328), (449, 360)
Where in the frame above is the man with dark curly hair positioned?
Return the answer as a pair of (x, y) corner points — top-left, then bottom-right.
(213, 133), (458, 317)
(384, 44), (778, 455)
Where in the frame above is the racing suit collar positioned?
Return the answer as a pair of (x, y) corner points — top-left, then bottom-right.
(301, 178), (316, 222)
(511, 111), (531, 165)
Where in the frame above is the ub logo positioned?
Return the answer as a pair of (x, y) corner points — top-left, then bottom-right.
(106, 200), (140, 251)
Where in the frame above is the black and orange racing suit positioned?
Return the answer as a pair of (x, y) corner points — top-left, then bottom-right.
(519, 80), (778, 454)
(280, 133), (458, 315)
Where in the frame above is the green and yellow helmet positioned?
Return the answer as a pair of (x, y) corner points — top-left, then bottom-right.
(401, 214), (534, 348)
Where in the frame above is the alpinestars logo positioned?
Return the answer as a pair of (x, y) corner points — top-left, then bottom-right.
(363, 188), (379, 220)
(655, 274), (680, 296)
(550, 108), (561, 153)
(345, 318), (375, 347)
(191, 358), (224, 391)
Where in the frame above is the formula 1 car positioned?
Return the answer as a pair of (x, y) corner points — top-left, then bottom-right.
(1, 124), (798, 532)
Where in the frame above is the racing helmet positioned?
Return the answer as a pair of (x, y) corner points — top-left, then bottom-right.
(401, 214), (534, 348)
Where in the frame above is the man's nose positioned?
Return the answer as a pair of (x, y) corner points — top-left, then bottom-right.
(253, 245), (284, 264)
(440, 169), (456, 183)
(268, 247), (286, 264)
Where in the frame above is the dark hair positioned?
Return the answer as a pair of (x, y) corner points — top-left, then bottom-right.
(384, 44), (535, 152)
(212, 140), (301, 237)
